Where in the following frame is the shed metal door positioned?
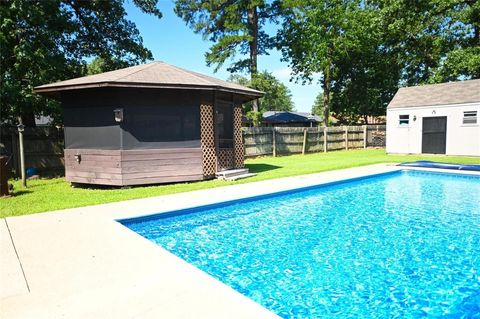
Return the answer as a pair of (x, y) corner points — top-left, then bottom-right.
(422, 117), (447, 154)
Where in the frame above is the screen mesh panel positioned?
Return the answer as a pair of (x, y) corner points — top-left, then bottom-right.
(64, 106), (121, 149)
(122, 105), (200, 149)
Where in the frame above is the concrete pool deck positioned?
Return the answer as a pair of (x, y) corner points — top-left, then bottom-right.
(2, 164), (478, 319)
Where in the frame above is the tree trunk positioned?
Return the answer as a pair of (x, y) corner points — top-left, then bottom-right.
(20, 112), (36, 127)
(322, 63), (331, 127)
(248, 6), (259, 112)
(248, 6), (258, 76)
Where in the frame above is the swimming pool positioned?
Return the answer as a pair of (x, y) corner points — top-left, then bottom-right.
(121, 170), (480, 318)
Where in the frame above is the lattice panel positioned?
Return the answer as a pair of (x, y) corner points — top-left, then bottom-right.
(218, 149), (234, 171)
(200, 104), (216, 177)
(233, 106), (245, 168)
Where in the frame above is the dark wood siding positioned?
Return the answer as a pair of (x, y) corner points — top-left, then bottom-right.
(65, 148), (203, 186)
(121, 148), (203, 185)
(65, 149), (122, 185)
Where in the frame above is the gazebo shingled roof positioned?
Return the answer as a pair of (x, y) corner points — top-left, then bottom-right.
(34, 61), (263, 99)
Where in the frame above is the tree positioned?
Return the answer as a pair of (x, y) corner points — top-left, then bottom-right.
(277, 0), (373, 126)
(279, 0), (479, 126)
(0, 0), (162, 126)
(330, 37), (400, 124)
(431, 47), (480, 81)
(174, 0), (282, 112)
(429, 0), (480, 81)
(227, 74), (251, 87)
(228, 71), (294, 113)
(251, 71), (294, 112)
(86, 58), (109, 76)
(311, 92), (339, 125)
(311, 92), (324, 118)
(377, 0), (480, 84)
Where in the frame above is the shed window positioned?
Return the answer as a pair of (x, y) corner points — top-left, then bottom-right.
(399, 114), (410, 126)
(463, 111), (477, 124)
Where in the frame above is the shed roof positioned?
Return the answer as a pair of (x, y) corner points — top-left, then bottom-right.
(388, 79), (480, 109)
(34, 61), (263, 99)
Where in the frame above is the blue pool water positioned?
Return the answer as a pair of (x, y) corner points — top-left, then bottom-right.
(121, 170), (480, 318)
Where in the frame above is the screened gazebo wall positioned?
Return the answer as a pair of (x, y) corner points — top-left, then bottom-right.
(62, 88), (205, 150)
(62, 87), (245, 186)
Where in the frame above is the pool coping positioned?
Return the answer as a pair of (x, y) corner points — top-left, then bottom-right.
(1, 164), (479, 319)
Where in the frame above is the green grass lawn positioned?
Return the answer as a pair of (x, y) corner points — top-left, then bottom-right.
(1, 149), (478, 218)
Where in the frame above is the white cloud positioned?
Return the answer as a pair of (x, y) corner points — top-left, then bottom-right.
(271, 67), (294, 80)
(272, 67), (322, 83)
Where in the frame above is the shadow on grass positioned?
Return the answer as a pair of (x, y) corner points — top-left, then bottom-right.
(246, 163), (282, 174)
(11, 189), (32, 196)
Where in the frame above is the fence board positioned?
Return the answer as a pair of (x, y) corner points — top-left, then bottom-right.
(243, 125), (385, 157)
(1, 127), (64, 176)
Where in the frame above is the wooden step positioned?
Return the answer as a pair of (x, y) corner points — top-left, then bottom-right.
(224, 173), (257, 181)
(216, 168), (249, 179)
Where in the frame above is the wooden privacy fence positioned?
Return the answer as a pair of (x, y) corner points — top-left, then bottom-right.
(243, 125), (386, 157)
(0, 127), (65, 177)
(0, 125), (385, 177)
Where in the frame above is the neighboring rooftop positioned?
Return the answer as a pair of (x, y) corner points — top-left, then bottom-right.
(388, 79), (480, 109)
(262, 111), (321, 124)
(34, 61), (263, 99)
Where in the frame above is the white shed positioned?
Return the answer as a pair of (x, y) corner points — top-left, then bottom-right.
(386, 79), (480, 156)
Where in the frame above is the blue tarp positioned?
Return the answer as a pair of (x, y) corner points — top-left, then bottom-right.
(399, 161), (480, 171)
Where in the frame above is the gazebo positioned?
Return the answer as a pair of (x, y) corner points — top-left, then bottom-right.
(34, 61), (262, 186)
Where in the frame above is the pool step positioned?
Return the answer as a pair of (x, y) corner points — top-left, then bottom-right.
(216, 168), (256, 181)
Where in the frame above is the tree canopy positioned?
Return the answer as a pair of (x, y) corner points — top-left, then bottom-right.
(277, 0), (375, 126)
(377, 0), (479, 84)
(175, 0), (280, 75)
(0, 0), (162, 126)
(2, 0), (479, 127)
(278, 0), (480, 126)
(228, 71), (294, 113)
(174, 0), (283, 112)
(311, 93), (323, 118)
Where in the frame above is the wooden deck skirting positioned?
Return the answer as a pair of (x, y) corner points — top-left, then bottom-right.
(65, 148), (203, 186)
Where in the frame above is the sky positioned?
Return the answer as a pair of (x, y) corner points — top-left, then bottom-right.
(124, 1), (322, 113)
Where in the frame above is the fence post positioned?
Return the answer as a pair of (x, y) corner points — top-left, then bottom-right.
(17, 125), (26, 187)
(344, 126), (349, 150)
(323, 127), (328, 152)
(302, 128), (308, 155)
(317, 125), (321, 151)
(11, 129), (19, 176)
(272, 127), (276, 157)
(363, 125), (367, 148)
